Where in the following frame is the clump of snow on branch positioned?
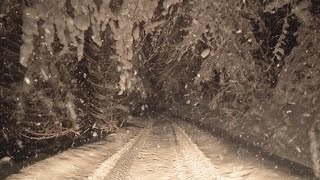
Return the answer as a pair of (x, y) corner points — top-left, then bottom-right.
(111, 0), (158, 95)
(19, 0), (173, 95)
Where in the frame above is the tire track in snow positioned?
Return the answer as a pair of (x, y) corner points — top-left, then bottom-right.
(5, 127), (141, 180)
(173, 122), (218, 179)
(126, 120), (191, 180)
(88, 121), (153, 180)
(120, 120), (217, 179)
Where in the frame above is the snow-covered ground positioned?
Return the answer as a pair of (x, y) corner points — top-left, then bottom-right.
(3, 117), (313, 179)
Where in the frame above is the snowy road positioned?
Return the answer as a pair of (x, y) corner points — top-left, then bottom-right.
(5, 118), (310, 180)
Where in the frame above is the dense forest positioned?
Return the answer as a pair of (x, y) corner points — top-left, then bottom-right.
(1, 0), (320, 177)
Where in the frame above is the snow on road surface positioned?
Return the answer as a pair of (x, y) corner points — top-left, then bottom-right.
(5, 118), (309, 180)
